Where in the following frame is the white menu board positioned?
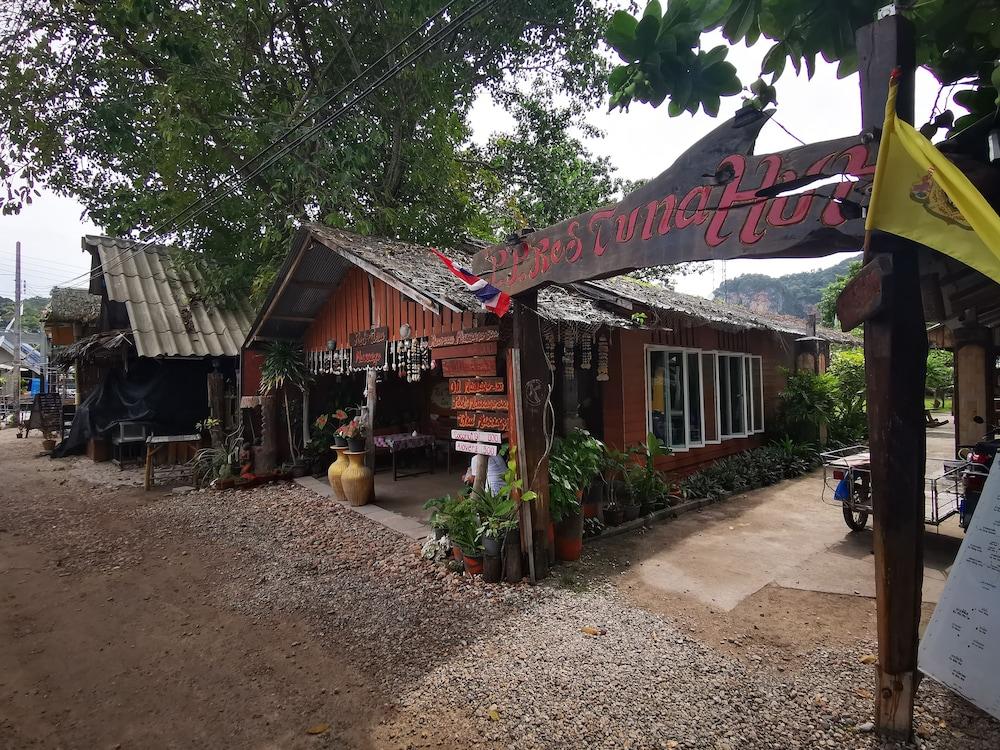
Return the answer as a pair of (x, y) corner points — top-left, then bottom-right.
(918, 458), (1000, 720)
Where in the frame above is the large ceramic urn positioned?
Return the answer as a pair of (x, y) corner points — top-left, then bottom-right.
(327, 446), (350, 501)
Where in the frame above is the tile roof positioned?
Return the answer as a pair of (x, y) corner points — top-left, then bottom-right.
(84, 236), (254, 358)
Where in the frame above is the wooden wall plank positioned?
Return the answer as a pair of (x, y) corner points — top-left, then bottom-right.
(431, 342), (498, 360)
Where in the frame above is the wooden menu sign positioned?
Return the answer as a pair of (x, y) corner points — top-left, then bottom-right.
(351, 342), (387, 370)
(349, 327), (388, 348)
(441, 356), (496, 378)
(451, 429), (502, 444)
(455, 440), (499, 456)
(470, 110), (875, 295)
(452, 394), (508, 411)
(457, 411), (509, 432)
(428, 326), (499, 348)
(431, 341), (497, 360)
(448, 377), (505, 395)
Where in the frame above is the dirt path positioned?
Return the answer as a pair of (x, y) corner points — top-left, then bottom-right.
(0, 430), (382, 749)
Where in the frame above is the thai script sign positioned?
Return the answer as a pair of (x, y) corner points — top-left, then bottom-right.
(428, 327), (499, 348)
(470, 111), (876, 296)
(349, 327), (388, 348)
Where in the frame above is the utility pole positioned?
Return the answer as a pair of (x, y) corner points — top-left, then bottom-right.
(13, 241), (22, 427)
(856, 7), (925, 741)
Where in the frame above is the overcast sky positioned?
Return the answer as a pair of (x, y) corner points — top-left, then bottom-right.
(0, 23), (958, 302)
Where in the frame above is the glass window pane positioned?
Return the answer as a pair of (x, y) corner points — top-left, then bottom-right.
(729, 356), (745, 434)
(745, 357), (753, 432)
(667, 351), (686, 448)
(687, 352), (702, 444)
(648, 351), (667, 443)
(701, 353), (718, 442)
(719, 356), (731, 437)
(752, 357), (764, 432)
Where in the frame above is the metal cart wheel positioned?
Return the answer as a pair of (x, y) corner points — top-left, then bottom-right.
(843, 476), (870, 532)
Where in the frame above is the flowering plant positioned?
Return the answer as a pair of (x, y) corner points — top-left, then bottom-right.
(336, 417), (367, 439)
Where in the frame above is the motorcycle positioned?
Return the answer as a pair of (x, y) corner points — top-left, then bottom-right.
(959, 415), (1000, 530)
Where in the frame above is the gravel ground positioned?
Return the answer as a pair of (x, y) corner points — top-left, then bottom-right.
(138, 480), (999, 750)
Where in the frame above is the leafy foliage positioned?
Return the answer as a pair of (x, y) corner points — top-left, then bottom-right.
(467, 95), (628, 239)
(778, 368), (840, 442)
(818, 260), (863, 329)
(0, 0), (609, 300)
(827, 348), (868, 444)
(0, 295), (48, 333)
(926, 348), (955, 394)
(549, 429), (606, 522)
(679, 439), (820, 501)
(606, 0), (1000, 131)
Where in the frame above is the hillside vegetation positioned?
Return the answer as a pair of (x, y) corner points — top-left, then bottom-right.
(712, 256), (861, 318)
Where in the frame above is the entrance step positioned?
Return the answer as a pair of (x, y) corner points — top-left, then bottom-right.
(295, 476), (431, 541)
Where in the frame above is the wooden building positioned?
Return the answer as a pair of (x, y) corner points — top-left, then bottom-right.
(245, 225), (855, 483)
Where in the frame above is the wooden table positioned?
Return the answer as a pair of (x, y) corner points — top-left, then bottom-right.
(144, 434), (202, 490)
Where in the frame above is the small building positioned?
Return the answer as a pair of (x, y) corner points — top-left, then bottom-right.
(0, 327), (43, 413)
(51, 235), (254, 457)
(244, 224), (852, 510)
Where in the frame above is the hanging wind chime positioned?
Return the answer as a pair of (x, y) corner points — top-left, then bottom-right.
(596, 330), (610, 382)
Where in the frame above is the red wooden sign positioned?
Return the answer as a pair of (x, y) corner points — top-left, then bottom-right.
(428, 326), (500, 348)
(448, 377), (505, 394)
(470, 111), (876, 295)
(351, 342), (387, 370)
(456, 411), (509, 432)
(442, 357), (497, 378)
(452, 394), (508, 411)
(431, 341), (498, 360)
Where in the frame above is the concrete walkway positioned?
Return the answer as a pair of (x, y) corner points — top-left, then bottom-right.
(295, 476), (432, 541)
(625, 424), (964, 612)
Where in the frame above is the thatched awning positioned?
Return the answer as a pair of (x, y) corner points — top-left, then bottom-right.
(50, 330), (134, 369)
(43, 287), (101, 326)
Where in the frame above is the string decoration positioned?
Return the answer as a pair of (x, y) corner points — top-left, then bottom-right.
(580, 328), (594, 370)
(596, 331), (610, 382)
(542, 322), (557, 371)
(562, 323), (576, 380)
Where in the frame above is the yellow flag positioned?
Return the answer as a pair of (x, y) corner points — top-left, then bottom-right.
(866, 74), (1000, 283)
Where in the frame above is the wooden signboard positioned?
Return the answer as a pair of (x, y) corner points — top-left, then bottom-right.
(442, 356), (497, 378)
(470, 112), (876, 295)
(837, 254), (892, 331)
(351, 342), (387, 370)
(455, 440), (499, 456)
(452, 394), (508, 411)
(448, 377), (505, 394)
(456, 411), (509, 432)
(349, 327), (388, 348)
(431, 341), (498, 360)
(451, 429), (502, 444)
(428, 326), (500, 348)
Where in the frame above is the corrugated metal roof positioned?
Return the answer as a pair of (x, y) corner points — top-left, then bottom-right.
(84, 236), (254, 358)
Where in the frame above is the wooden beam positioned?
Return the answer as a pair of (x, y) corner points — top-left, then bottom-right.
(858, 12), (923, 743)
(837, 254), (893, 331)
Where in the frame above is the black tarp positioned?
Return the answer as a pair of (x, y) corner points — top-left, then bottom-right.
(53, 359), (211, 457)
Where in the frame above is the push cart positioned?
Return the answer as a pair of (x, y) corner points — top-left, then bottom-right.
(820, 445), (964, 531)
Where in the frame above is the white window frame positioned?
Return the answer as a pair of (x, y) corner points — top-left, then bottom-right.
(645, 345), (706, 453)
(718, 351), (749, 440)
(750, 354), (765, 434)
(702, 350), (722, 445)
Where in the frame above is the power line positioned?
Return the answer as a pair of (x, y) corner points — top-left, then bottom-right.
(52, 0), (497, 290)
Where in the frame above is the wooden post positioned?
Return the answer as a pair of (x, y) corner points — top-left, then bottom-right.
(511, 293), (552, 577)
(364, 368), (377, 471)
(257, 391), (278, 474)
(857, 10), (925, 741)
(207, 368), (225, 448)
(953, 325), (992, 450)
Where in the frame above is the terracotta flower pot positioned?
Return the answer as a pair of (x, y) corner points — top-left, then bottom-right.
(463, 553), (484, 576)
(555, 511), (584, 562)
(451, 547), (464, 562)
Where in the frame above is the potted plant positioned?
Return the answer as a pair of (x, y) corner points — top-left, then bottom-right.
(339, 417), (367, 452)
(41, 430), (57, 452)
(600, 449), (632, 526)
(549, 430), (605, 561)
(473, 483), (518, 582)
(259, 341), (311, 465)
(447, 496), (484, 575)
(332, 409), (350, 446)
(628, 432), (671, 516)
(423, 494), (462, 540)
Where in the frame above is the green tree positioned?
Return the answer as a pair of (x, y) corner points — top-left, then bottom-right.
(925, 348), (954, 407)
(605, 0), (1000, 132)
(818, 260), (862, 328)
(0, 1), (609, 300)
(465, 94), (627, 239)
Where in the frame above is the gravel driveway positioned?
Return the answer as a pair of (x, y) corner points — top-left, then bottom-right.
(2, 429), (998, 749)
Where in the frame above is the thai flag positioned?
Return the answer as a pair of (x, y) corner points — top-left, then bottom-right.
(431, 249), (511, 317)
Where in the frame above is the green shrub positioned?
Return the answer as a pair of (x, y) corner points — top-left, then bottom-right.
(678, 440), (819, 501)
